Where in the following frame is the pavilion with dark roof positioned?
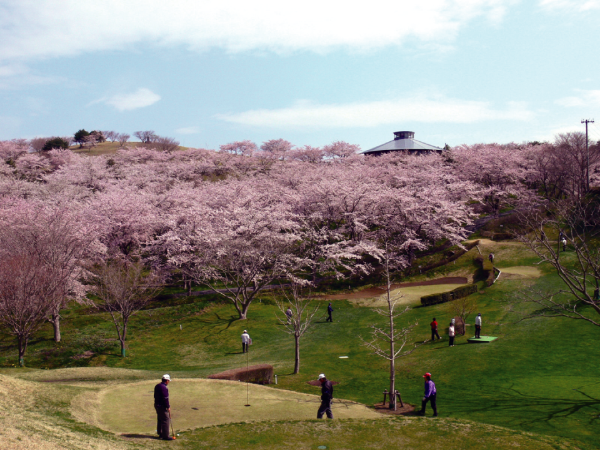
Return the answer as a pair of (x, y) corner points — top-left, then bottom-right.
(362, 131), (443, 156)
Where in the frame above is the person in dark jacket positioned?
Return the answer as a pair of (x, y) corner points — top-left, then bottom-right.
(430, 317), (441, 341)
(326, 303), (333, 322)
(154, 374), (174, 440)
(317, 373), (334, 419)
(420, 372), (437, 417)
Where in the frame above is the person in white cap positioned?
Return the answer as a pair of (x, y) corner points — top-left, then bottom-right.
(154, 374), (174, 440)
(475, 313), (482, 339)
(241, 330), (251, 353)
(317, 374), (334, 419)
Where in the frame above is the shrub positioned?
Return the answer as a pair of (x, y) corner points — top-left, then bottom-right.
(421, 284), (478, 306)
(42, 137), (69, 152)
(208, 364), (274, 385)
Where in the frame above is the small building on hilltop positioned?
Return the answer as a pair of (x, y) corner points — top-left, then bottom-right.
(362, 131), (443, 156)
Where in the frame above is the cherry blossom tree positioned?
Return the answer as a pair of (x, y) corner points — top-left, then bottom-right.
(0, 204), (90, 363)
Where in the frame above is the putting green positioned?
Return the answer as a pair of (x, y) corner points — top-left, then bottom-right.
(498, 266), (542, 279)
(352, 284), (468, 307)
(88, 379), (383, 434)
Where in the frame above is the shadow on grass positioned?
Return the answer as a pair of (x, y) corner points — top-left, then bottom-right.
(121, 434), (160, 440)
(197, 312), (239, 343)
(454, 384), (600, 427)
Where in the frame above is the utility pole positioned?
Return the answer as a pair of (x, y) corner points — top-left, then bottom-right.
(582, 119), (595, 191)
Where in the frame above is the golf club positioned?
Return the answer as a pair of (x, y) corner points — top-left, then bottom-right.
(169, 411), (176, 440)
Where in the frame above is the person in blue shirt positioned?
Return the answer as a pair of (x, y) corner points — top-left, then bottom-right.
(154, 374), (174, 440)
(420, 372), (437, 417)
(326, 303), (333, 322)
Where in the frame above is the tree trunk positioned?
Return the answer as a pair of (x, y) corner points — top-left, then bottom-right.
(18, 335), (28, 367)
(120, 318), (128, 357)
(51, 313), (61, 343)
(385, 242), (396, 410)
(294, 334), (300, 374)
(239, 301), (251, 320)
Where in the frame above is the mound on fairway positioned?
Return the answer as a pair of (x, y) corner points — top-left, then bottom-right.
(81, 379), (383, 434)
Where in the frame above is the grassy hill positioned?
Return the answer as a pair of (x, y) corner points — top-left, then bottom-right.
(70, 141), (189, 157)
(1, 238), (599, 449)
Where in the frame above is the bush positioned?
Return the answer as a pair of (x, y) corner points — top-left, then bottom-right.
(421, 284), (478, 306)
(42, 137), (69, 152)
(208, 364), (274, 385)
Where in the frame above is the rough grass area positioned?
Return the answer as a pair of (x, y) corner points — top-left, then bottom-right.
(0, 374), (129, 450)
(84, 379), (382, 434)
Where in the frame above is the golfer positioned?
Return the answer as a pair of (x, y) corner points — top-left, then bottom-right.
(241, 330), (251, 353)
(430, 317), (441, 341)
(420, 372), (437, 417)
(326, 303), (333, 322)
(286, 307), (293, 324)
(448, 321), (455, 347)
(475, 313), (482, 338)
(154, 374), (174, 440)
(317, 374), (334, 419)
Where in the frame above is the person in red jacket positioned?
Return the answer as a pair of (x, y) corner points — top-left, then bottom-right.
(430, 318), (441, 341)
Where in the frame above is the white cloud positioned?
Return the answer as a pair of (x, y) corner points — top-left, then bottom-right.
(0, 0), (514, 62)
(216, 96), (534, 128)
(90, 88), (161, 112)
(175, 126), (200, 135)
(555, 90), (600, 107)
(0, 63), (61, 89)
(539, 0), (600, 11)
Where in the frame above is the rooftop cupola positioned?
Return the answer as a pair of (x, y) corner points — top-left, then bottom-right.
(394, 131), (415, 140)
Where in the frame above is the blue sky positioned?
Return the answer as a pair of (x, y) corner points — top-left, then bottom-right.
(1, 0), (600, 151)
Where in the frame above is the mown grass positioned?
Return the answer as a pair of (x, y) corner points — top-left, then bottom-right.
(2, 239), (600, 448)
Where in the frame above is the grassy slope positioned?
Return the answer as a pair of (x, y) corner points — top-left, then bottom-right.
(70, 141), (189, 157)
(1, 239), (599, 448)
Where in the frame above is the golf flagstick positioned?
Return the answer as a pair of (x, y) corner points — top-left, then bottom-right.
(169, 411), (176, 440)
(245, 340), (250, 406)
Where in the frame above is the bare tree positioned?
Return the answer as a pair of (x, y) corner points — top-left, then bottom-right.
(360, 242), (423, 410)
(103, 130), (118, 142)
(29, 137), (48, 152)
(118, 133), (130, 147)
(447, 296), (477, 335)
(149, 136), (180, 152)
(134, 130), (157, 144)
(91, 259), (162, 357)
(275, 283), (320, 374)
(515, 201), (600, 327)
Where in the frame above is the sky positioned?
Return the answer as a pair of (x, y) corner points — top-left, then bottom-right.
(1, 0), (600, 151)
